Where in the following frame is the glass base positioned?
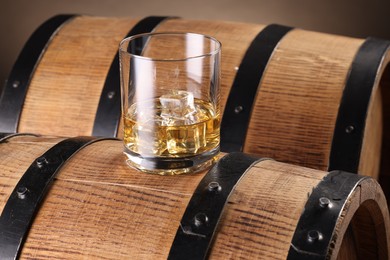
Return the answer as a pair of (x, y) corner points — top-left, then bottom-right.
(124, 147), (220, 175)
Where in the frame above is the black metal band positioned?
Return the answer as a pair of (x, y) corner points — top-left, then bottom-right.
(168, 152), (265, 260)
(0, 136), (115, 259)
(287, 170), (367, 259)
(92, 16), (175, 137)
(0, 133), (39, 143)
(0, 14), (76, 134)
(220, 24), (293, 152)
(329, 38), (390, 173)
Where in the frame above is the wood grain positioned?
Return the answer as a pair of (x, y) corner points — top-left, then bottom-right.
(0, 135), (61, 213)
(12, 16), (388, 186)
(378, 55), (390, 200)
(18, 16), (139, 137)
(358, 66), (383, 179)
(244, 29), (363, 170)
(0, 136), (388, 259)
(154, 19), (265, 114)
(209, 160), (325, 259)
(331, 177), (390, 260)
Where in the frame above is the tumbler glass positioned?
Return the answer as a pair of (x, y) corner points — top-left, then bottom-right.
(119, 32), (221, 175)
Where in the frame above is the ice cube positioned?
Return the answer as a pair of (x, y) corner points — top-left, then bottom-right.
(160, 90), (195, 118)
(159, 91), (196, 123)
(166, 122), (206, 154)
(132, 120), (167, 156)
(127, 99), (156, 124)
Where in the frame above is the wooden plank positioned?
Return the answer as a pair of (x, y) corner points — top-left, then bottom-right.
(19, 16), (139, 137)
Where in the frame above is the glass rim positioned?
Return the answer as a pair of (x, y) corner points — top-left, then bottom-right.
(119, 32), (222, 62)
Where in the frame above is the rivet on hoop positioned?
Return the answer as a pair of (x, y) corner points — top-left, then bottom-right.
(307, 230), (322, 243)
(17, 186), (28, 199)
(36, 157), (48, 168)
(234, 106), (243, 114)
(193, 213), (209, 227)
(208, 181), (222, 192)
(12, 80), (20, 88)
(107, 91), (115, 99)
(319, 197), (331, 208)
(345, 125), (355, 134)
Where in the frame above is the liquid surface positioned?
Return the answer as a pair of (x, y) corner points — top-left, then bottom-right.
(124, 97), (220, 158)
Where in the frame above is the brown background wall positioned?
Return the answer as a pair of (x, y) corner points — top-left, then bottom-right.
(1, 0), (390, 87)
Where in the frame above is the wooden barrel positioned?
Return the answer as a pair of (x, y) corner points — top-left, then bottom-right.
(0, 15), (389, 184)
(0, 134), (388, 259)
